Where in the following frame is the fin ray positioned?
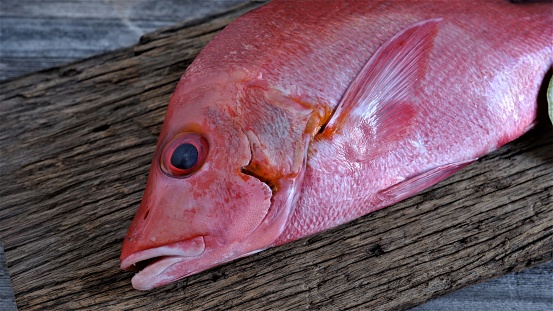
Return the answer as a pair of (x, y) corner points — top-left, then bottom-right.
(321, 19), (441, 159)
(379, 159), (475, 202)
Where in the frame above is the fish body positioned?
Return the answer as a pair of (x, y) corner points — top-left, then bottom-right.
(120, 0), (553, 290)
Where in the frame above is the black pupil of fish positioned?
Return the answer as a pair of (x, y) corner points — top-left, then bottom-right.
(170, 143), (198, 170)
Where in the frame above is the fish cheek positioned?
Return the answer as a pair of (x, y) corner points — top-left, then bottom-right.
(186, 171), (272, 246)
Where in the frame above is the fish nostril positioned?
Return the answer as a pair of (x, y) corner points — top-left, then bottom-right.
(143, 210), (150, 220)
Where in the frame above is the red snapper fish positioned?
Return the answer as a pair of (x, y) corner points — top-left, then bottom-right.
(120, 0), (553, 290)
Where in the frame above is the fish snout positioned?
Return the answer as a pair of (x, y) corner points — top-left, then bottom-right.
(119, 186), (210, 290)
(120, 198), (204, 265)
(120, 236), (205, 270)
(120, 236), (206, 290)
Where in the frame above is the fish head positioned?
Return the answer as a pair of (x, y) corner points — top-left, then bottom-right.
(120, 76), (315, 290)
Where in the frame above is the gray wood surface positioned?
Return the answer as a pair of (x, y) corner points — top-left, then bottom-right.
(412, 261), (553, 311)
(0, 244), (17, 311)
(1, 1), (552, 310)
(0, 0), (251, 81)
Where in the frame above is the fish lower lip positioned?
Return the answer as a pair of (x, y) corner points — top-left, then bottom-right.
(120, 236), (205, 289)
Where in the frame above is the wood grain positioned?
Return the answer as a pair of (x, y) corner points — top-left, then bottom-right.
(0, 1), (552, 310)
(0, 0), (250, 81)
(411, 261), (553, 311)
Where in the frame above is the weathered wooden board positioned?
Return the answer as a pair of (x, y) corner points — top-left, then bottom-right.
(411, 261), (553, 311)
(0, 0), (249, 81)
(0, 1), (552, 310)
(0, 244), (17, 311)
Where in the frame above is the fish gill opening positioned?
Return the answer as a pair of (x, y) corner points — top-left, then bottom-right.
(239, 141), (279, 195)
(240, 164), (279, 194)
(311, 100), (338, 140)
(238, 126), (279, 207)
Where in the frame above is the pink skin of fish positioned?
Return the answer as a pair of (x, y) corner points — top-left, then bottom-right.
(120, 0), (553, 290)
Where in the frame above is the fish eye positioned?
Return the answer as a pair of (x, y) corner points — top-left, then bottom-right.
(170, 143), (198, 170)
(161, 133), (208, 178)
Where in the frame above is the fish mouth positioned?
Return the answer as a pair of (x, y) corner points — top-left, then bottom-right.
(120, 236), (205, 290)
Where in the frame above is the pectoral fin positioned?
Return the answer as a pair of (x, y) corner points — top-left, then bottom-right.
(321, 19), (441, 158)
